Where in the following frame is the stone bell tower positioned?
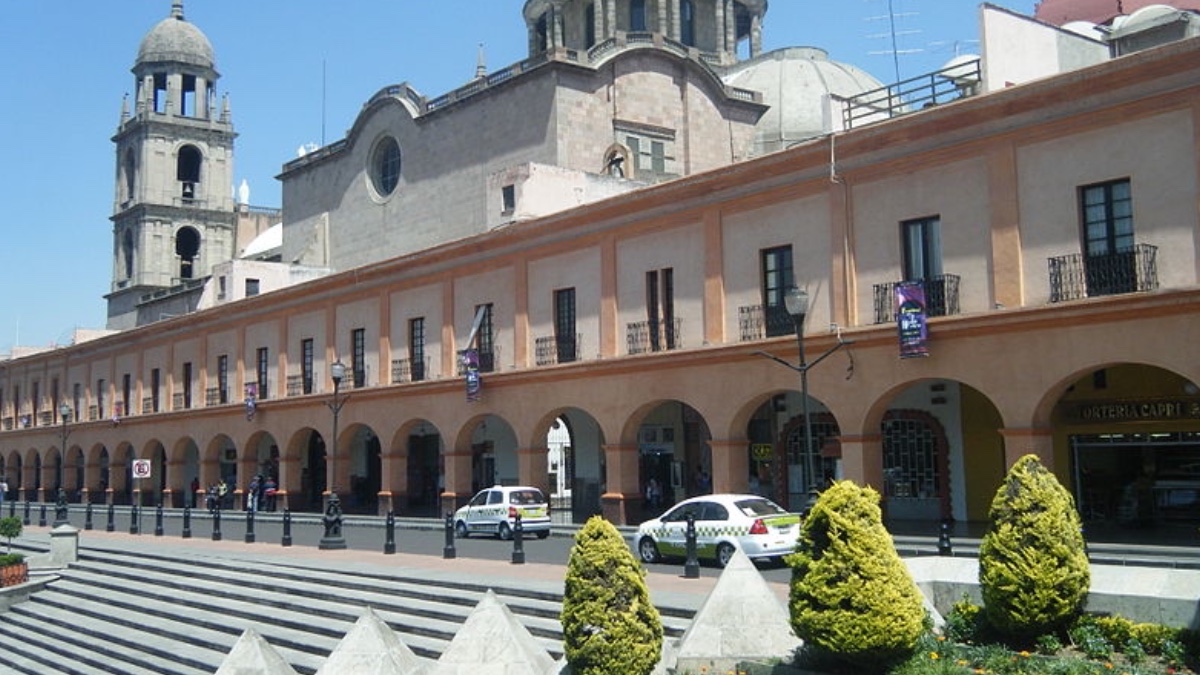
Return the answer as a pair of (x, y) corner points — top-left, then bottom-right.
(107, 0), (237, 330)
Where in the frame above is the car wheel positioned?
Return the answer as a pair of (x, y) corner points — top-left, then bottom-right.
(716, 542), (737, 568)
(498, 522), (513, 540)
(638, 536), (661, 564)
(455, 520), (469, 539)
(536, 530), (550, 540)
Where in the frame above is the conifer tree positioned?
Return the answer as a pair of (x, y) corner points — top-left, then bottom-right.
(788, 480), (926, 670)
(561, 515), (662, 675)
(979, 453), (1090, 640)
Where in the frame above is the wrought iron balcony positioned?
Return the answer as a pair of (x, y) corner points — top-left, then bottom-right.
(392, 357), (428, 383)
(873, 274), (961, 324)
(738, 304), (797, 342)
(536, 334), (582, 366)
(1048, 244), (1159, 303)
(457, 347), (499, 375)
(626, 318), (683, 354)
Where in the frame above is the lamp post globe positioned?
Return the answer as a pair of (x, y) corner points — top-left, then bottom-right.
(320, 359), (349, 550)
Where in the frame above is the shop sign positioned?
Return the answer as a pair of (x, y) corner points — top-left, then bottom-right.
(1067, 398), (1200, 423)
(750, 443), (773, 460)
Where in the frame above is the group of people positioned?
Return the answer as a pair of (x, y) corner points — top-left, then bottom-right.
(198, 475), (278, 513)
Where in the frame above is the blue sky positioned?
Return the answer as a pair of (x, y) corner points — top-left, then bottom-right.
(0, 0), (1036, 351)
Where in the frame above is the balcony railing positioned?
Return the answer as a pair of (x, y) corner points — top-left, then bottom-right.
(286, 375), (315, 397)
(873, 274), (961, 324)
(457, 348), (499, 375)
(842, 57), (981, 130)
(536, 334), (582, 366)
(1048, 244), (1159, 303)
(392, 358), (429, 384)
(738, 305), (796, 342)
(626, 318), (683, 354)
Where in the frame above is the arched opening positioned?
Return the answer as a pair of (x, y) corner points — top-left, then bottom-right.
(630, 0), (647, 31)
(680, 0), (695, 46)
(122, 148), (136, 204)
(636, 401), (711, 521)
(175, 226), (201, 280)
(535, 13), (550, 53)
(342, 423), (382, 514)
(405, 420), (443, 516)
(584, 3), (596, 48)
(122, 228), (135, 280)
(176, 145), (202, 201)
(543, 409), (606, 523)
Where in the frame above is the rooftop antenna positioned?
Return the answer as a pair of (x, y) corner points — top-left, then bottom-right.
(866, 0), (923, 82)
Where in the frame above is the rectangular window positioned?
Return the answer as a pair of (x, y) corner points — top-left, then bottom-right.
(352, 328), (366, 388)
(256, 348), (270, 399)
(651, 140), (665, 174)
(32, 382), (40, 424)
(96, 379), (106, 419)
(182, 362), (193, 409)
(72, 382), (82, 421)
(902, 216), (943, 281)
(122, 374), (132, 416)
(409, 318), (426, 382)
(1080, 178), (1136, 296)
(151, 368), (161, 412)
(476, 303), (495, 373)
(501, 185), (515, 215)
(761, 245), (795, 338)
(554, 288), (577, 363)
(302, 339), (315, 394)
(646, 268), (676, 351)
(246, 278), (260, 297)
(217, 355), (229, 404)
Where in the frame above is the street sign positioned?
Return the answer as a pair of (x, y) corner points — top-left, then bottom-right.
(131, 459), (152, 479)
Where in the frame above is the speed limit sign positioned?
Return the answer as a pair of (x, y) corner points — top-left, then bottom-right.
(131, 459), (152, 479)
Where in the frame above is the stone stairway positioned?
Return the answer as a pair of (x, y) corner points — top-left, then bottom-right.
(0, 544), (694, 675)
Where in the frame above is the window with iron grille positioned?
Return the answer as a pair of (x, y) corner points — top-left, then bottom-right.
(302, 339), (314, 394)
(761, 245), (795, 338)
(217, 355), (229, 404)
(122, 374), (131, 417)
(476, 303), (495, 372)
(882, 416), (941, 501)
(96, 380), (106, 419)
(352, 328), (366, 388)
(1081, 178), (1136, 295)
(645, 268), (677, 351)
(256, 348), (270, 400)
(182, 362), (192, 409)
(72, 383), (81, 421)
(151, 369), (161, 412)
(409, 318), (426, 381)
(554, 288), (577, 363)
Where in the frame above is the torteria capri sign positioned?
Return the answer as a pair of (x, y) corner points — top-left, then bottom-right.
(1065, 398), (1200, 423)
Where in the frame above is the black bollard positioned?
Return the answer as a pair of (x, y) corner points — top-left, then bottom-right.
(106, 504), (115, 532)
(129, 504), (140, 535)
(511, 513), (525, 565)
(38, 503), (47, 527)
(182, 506), (192, 539)
(244, 509), (256, 543)
(384, 511), (396, 555)
(683, 512), (700, 579)
(212, 506), (222, 541)
(155, 504), (164, 537)
(23, 501), (30, 526)
(84, 502), (94, 530)
(937, 520), (953, 556)
(281, 509), (292, 547)
(443, 512), (456, 559)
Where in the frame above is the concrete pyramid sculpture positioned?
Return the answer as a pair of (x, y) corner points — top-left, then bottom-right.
(317, 606), (430, 675)
(427, 589), (557, 675)
(215, 627), (299, 675)
(674, 548), (802, 672)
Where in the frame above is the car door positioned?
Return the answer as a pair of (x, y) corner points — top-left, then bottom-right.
(657, 501), (704, 557)
(696, 501), (730, 560)
(462, 490), (490, 532)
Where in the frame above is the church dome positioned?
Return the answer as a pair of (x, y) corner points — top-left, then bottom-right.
(136, 1), (214, 70)
(723, 47), (885, 156)
(1035, 0), (1200, 25)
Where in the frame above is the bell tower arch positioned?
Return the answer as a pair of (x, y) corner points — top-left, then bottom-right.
(106, 1), (237, 330)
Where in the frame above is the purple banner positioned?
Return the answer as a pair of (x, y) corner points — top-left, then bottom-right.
(463, 349), (482, 402)
(896, 282), (929, 358)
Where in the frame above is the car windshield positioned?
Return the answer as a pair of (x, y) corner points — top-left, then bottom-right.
(734, 498), (788, 517)
(509, 490), (544, 505)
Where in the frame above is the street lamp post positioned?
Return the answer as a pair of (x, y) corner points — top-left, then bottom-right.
(319, 360), (348, 550)
(757, 286), (853, 514)
(55, 402), (72, 526)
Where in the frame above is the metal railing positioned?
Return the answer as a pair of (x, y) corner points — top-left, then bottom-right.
(391, 358), (429, 384)
(842, 57), (981, 130)
(738, 305), (795, 342)
(535, 334), (582, 366)
(626, 318), (683, 354)
(873, 274), (962, 324)
(456, 348), (499, 376)
(1049, 244), (1159, 303)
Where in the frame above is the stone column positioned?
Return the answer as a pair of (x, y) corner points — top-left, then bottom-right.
(593, 0), (605, 44)
(600, 443), (640, 525)
(517, 447), (550, 495)
(751, 14), (762, 58)
(379, 446), (407, 516)
(838, 434), (884, 492)
(607, 0), (617, 37)
(999, 428), (1056, 473)
(440, 449), (473, 516)
(275, 454), (301, 513)
(709, 440), (748, 495)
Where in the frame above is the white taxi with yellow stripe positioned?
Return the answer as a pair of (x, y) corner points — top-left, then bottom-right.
(635, 493), (800, 567)
(454, 486), (551, 540)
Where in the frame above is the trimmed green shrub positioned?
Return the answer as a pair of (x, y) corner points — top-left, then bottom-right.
(0, 552), (25, 567)
(1130, 622), (1178, 654)
(560, 515), (661, 675)
(979, 454), (1090, 641)
(786, 480), (926, 671)
(0, 516), (21, 553)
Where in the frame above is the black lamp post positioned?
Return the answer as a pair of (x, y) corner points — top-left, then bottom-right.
(319, 360), (348, 550)
(58, 402), (71, 518)
(757, 286), (852, 514)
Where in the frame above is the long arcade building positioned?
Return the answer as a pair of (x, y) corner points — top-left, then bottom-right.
(2, 13), (1200, 534)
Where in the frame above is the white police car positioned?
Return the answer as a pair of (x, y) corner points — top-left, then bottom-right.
(454, 485), (552, 540)
(635, 493), (800, 567)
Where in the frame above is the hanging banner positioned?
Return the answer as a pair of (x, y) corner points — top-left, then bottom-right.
(896, 282), (929, 358)
(463, 349), (482, 402)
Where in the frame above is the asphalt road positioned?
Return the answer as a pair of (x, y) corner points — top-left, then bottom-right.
(40, 505), (797, 584)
